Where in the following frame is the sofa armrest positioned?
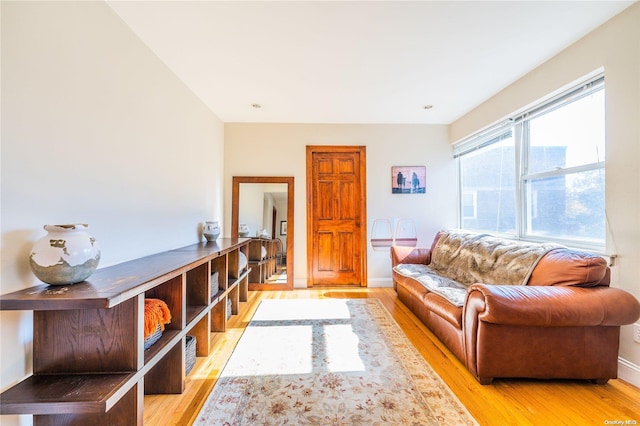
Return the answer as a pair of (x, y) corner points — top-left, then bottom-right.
(390, 246), (431, 267)
(463, 284), (639, 384)
(464, 284), (640, 327)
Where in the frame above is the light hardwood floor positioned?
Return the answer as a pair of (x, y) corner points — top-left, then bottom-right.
(144, 288), (640, 425)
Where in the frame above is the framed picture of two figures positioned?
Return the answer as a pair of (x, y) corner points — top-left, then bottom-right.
(391, 166), (426, 194)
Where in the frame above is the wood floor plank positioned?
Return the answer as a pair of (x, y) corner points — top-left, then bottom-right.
(143, 288), (640, 425)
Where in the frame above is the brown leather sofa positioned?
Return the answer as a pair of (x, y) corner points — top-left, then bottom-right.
(391, 230), (640, 384)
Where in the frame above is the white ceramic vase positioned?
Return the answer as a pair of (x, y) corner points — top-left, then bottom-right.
(29, 224), (101, 285)
(203, 221), (221, 241)
(238, 224), (250, 237)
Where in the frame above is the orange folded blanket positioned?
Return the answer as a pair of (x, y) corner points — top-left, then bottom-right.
(144, 298), (172, 339)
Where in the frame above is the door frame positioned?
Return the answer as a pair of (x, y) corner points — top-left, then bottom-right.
(306, 145), (367, 287)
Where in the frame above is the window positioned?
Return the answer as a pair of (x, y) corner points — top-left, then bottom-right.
(461, 191), (478, 219)
(455, 74), (605, 250)
(458, 130), (515, 233)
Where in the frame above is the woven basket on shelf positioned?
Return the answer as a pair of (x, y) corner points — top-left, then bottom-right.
(211, 271), (220, 298)
(144, 324), (162, 350)
(185, 335), (197, 375)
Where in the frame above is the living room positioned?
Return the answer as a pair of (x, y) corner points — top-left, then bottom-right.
(2, 1), (640, 425)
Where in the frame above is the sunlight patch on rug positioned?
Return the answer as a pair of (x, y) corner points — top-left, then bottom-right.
(195, 298), (477, 425)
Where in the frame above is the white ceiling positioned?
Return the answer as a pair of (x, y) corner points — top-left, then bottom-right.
(107, 1), (634, 124)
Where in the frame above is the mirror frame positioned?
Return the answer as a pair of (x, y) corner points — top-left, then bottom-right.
(232, 176), (294, 291)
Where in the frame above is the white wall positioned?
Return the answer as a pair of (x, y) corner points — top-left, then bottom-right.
(224, 123), (457, 288)
(274, 195), (288, 248)
(0, 2), (224, 424)
(237, 184), (287, 238)
(238, 183), (266, 236)
(262, 193), (274, 234)
(449, 3), (640, 385)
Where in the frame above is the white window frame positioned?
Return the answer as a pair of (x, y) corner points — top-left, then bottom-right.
(454, 73), (606, 252)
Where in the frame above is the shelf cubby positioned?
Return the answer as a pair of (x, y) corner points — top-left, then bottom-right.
(247, 238), (278, 284)
(144, 341), (184, 395)
(145, 274), (184, 331)
(185, 261), (209, 324)
(211, 255), (227, 294)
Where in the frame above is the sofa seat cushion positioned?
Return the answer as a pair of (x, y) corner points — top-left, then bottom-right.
(393, 264), (467, 307)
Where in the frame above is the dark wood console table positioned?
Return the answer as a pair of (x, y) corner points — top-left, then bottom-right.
(0, 238), (250, 425)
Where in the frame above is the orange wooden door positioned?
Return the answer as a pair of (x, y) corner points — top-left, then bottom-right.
(306, 146), (367, 286)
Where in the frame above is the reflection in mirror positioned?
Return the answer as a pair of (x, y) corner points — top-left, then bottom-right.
(232, 177), (294, 290)
(240, 183), (287, 284)
(238, 184), (286, 239)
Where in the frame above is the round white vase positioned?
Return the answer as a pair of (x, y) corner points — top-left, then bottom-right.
(29, 224), (101, 285)
(238, 224), (250, 237)
(203, 221), (221, 241)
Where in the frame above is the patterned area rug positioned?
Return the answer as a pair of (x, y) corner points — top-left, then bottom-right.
(195, 298), (477, 425)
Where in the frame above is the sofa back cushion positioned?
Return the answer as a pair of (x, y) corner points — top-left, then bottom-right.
(528, 248), (610, 287)
(429, 230), (557, 286)
(430, 230), (610, 288)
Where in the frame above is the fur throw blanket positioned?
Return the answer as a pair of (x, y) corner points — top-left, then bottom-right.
(144, 298), (172, 339)
(430, 230), (559, 286)
(394, 263), (468, 306)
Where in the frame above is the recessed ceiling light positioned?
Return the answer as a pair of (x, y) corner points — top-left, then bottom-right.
(423, 105), (434, 110)
(251, 103), (262, 109)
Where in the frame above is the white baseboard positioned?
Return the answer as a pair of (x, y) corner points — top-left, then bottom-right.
(618, 356), (640, 388)
(366, 278), (393, 288)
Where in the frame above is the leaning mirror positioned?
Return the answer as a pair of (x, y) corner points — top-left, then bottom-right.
(232, 176), (294, 290)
